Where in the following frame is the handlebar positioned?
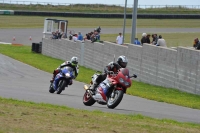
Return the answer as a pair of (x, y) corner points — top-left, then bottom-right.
(130, 74), (137, 78)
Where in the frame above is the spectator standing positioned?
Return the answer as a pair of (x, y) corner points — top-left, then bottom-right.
(141, 33), (147, 45)
(146, 34), (151, 44)
(156, 35), (167, 47)
(152, 34), (158, 45)
(87, 33), (91, 40)
(193, 38), (200, 50)
(116, 33), (123, 45)
(51, 30), (60, 39)
(69, 31), (73, 40)
(134, 38), (141, 45)
(78, 31), (83, 41)
(193, 38), (199, 48)
(73, 34), (78, 42)
(83, 33), (91, 41)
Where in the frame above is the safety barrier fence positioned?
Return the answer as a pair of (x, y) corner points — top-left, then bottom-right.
(42, 38), (200, 95)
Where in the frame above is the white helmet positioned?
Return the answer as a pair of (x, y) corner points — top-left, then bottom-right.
(117, 55), (128, 68)
(70, 57), (78, 66)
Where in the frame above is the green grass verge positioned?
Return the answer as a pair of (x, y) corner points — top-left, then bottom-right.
(1, 4), (200, 14)
(0, 44), (200, 110)
(101, 33), (200, 47)
(1, 15), (200, 29)
(0, 97), (200, 133)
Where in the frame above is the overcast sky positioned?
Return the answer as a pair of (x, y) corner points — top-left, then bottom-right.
(17, 0), (199, 5)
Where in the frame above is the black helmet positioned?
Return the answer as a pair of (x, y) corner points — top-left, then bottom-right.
(117, 55), (128, 68)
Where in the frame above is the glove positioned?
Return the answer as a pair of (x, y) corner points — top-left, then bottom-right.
(133, 74), (137, 78)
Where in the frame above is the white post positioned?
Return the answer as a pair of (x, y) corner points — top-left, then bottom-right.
(80, 42), (84, 66)
(59, 21), (61, 32)
(51, 20), (54, 33)
(64, 22), (66, 33)
(43, 19), (47, 38)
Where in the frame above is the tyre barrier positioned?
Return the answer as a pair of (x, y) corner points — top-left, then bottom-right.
(14, 11), (200, 19)
(32, 42), (42, 53)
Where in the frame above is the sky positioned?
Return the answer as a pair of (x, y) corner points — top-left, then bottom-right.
(10, 0), (199, 6)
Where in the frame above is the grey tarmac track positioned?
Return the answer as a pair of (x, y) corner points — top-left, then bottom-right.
(0, 28), (200, 45)
(0, 53), (200, 123)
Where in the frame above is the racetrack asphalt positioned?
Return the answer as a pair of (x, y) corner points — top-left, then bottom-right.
(0, 53), (200, 123)
(0, 27), (200, 45)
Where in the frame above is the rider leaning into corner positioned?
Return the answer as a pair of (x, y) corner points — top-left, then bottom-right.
(50, 56), (79, 85)
(90, 55), (136, 103)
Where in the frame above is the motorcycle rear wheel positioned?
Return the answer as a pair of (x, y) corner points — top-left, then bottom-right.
(49, 83), (55, 93)
(107, 90), (124, 109)
(83, 91), (96, 106)
(57, 80), (67, 94)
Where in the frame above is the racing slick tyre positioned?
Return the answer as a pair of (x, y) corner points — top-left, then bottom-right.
(57, 80), (67, 94)
(107, 90), (124, 109)
(49, 83), (55, 93)
(83, 91), (96, 106)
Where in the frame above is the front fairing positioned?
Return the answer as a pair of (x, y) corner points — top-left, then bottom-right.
(53, 67), (74, 90)
(107, 69), (132, 88)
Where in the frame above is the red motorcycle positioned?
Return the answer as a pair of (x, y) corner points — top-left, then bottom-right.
(83, 68), (137, 109)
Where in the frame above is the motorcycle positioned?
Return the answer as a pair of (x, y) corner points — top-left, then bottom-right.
(49, 66), (74, 94)
(83, 68), (137, 109)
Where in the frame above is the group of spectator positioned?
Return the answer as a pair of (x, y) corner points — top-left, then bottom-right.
(115, 32), (167, 47)
(68, 31), (84, 42)
(83, 28), (101, 43)
(51, 30), (67, 39)
(140, 33), (167, 47)
(68, 27), (101, 43)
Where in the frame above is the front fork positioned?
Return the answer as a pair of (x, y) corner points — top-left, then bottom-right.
(110, 85), (117, 98)
(109, 85), (126, 98)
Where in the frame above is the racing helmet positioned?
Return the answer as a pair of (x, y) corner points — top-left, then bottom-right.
(117, 55), (128, 68)
(70, 57), (78, 66)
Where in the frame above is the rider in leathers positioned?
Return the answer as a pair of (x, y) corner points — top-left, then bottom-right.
(90, 55), (128, 103)
(50, 57), (79, 84)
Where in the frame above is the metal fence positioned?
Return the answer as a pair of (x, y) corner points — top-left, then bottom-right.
(0, 0), (200, 9)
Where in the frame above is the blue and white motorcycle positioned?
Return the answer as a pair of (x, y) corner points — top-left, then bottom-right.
(49, 66), (75, 94)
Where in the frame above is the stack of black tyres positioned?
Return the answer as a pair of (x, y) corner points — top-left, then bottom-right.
(32, 42), (42, 53)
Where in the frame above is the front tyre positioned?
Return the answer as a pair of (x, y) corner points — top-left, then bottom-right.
(49, 83), (55, 93)
(83, 91), (96, 106)
(107, 90), (124, 109)
(57, 80), (67, 94)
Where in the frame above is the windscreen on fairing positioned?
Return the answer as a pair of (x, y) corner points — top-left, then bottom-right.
(63, 66), (73, 72)
(121, 68), (130, 77)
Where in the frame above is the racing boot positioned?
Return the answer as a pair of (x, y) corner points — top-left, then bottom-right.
(68, 80), (73, 85)
(50, 75), (55, 83)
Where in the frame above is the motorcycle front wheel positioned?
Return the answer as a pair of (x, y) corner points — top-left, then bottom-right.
(57, 80), (67, 94)
(83, 91), (96, 106)
(49, 83), (55, 93)
(107, 90), (124, 109)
